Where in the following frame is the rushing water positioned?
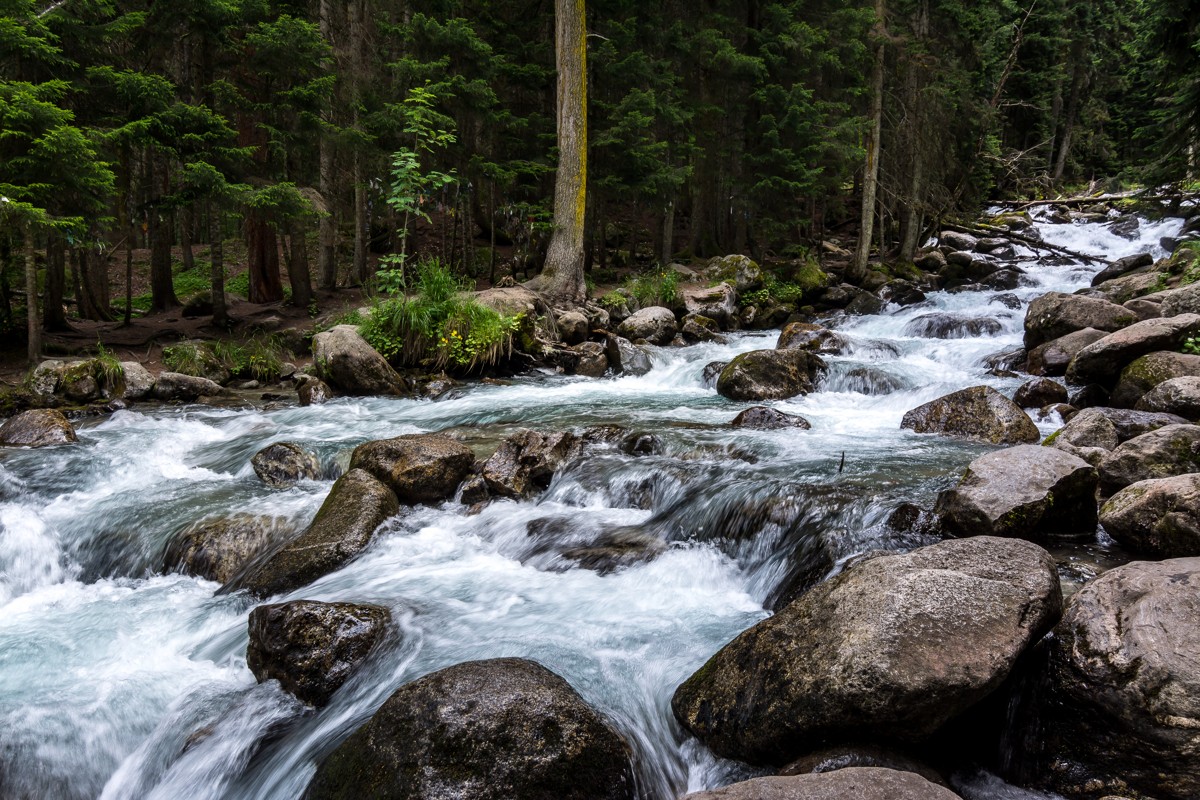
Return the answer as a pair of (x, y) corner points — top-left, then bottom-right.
(0, 210), (1186, 800)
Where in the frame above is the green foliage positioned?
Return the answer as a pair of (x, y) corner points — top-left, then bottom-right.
(624, 268), (679, 307)
(1183, 336), (1200, 356)
(361, 259), (520, 373)
(164, 336), (287, 383)
(93, 342), (124, 388)
(741, 266), (827, 307)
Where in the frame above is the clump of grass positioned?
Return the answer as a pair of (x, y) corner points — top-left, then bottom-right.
(361, 258), (521, 373)
(625, 267), (679, 307)
(165, 335), (288, 383)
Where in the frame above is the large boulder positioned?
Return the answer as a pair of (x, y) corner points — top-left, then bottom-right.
(716, 349), (827, 402)
(1050, 406), (1189, 452)
(683, 283), (739, 329)
(671, 537), (1061, 765)
(349, 434), (475, 505)
(312, 325), (406, 396)
(151, 372), (227, 402)
(1066, 314), (1200, 385)
(900, 386), (1039, 445)
(163, 514), (291, 583)
(1100, 474), (1200, 557)
(307, 658), (635, 800)
(731, 407), (811, 430)
(617, 306), (677, 346)
(1023, 292), (1135, 349)
(556, 310), (590, 346)
(776, 324), (850, 355)
(1040, 559), (1200, 800)
(1025, 328), (1107, 377)
(1098, 423), (1200, 494)
(251, 442), (321, 488)
(1090, 252), (1154, 286)
(1135, 375), (1200, 419)
(482, 429), (582, 498)
(680, 768), (961, 800)
(0, 409), (76, 447)
(229, 469), (399, 597)
(935, 445), (1098, 539)
(604, 335), (653, 376)
(706, 254), (763, 292)
(247, 600), (390, 706)
(120, 361), (155, 400)
(940, 230), (978, 251)
(1110, 351), (1200, 408)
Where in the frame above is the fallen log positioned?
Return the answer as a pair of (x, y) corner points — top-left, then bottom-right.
(989, 191), (1199, 210)
(941, 221), (1107, 265)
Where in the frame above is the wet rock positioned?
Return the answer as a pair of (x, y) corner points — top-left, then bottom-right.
(835, 367), (907, 395)
(556, 310), (589, 345)
(946, 250), (975, 268)
(1098, 423), (1200, 494)
(416, 374), (457, 400)
(671, 537), (1061, 765)
(350, 434), (475, 505)
(296, 375), (332, 406)
(717, 349), (827, 402)
(878, 280), (926, 307)
(229, 469), (399, 597)
(1111, 350), (1200, 408)
(483, 429), (582, 499)
(731, 406), (811, 430)
(844, 289), (885, 316)
(1040, 559), (1200, 800)
(1066, 314), (1200, 385)
(781, 747), (947, 787)
(706, 254), (762, 292)
(940, 230), (978, 251)
(164, 514), (291, 583)
(981, 346), (1026, 374)
(776, 324), (851, 354)
(1135, 375), (1200, 419)
(1067, 383), (1110, 410)
(990, 293), (1022, 310)
(702, 361), (727, 388)
(683, 283), (739, 329)
(27, 360), (64, 403)
(935, 445), (1098, 539)
(251, 442), (321, 488)
(312, 324), (406, 396)
(681, 314), (726, 344)
(1100, 474), (1200, 557)
(901, 386), (1039, 445)
(903, 313), (1002, 339)
(0, 409), (77, 447)
(573, 341), (609, 377)
(307, 658), (635, 800)
(604, 334), (653, 376)
(1013, 378), (1068, 409)
(1025, 328), (1107, 377)
(981, 268), (1025, 290)
(1023, 292), (1135, 349)
(151, 372), (228, 402)
(247, 600), (390, 706)
(561, 530), (666, 574)
(117, 362), (154, 401)
(681, 768), (961, 800)
(617, 306), (677, 346)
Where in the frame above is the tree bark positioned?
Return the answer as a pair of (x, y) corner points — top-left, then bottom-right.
(288, 220), (314, 308)
(209, 200), (228, 327)
(147, 151), (178, 312)
(44, 233), (68, 331)
(246, 213), (283, 303)
(24, 225), (40, 366)
(535, 0), (588, 303)
(318, 0), (338, 290)
(851, 0), (886, 283)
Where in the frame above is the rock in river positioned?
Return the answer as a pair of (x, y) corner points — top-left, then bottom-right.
(251, 442), (321, 488)
(731, 406), (811, 430)
(680, 768), (962, 800)
(717, 349), (827, 402)
(1100, 474), (1200, 557)
(671, 537), (1061, 765)
(349, 434), (475, 505)
(482, 429), (582, 498)
(901, 386), (1039, 444)
(1098, 423), (1200, 494)
(312, 324), (406, 396)
(0, 409), (77, 448)
(307, 657), (635, 800)
(164, 514), (292, 584)
(617, 306), (677, 346)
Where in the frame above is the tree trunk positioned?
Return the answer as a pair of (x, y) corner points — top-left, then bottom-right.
(210, 202), (228, 328)
(288, 221), (314, 308)
(349, 0), (369, 285)
(44, 233), (68, 331)
(536, 0), (588, 303)
(246, 213), (283, 303)
(318, 0), (338, 290)
(149, 212), (177, 312)
(851, 0), (886, 283)
(24, 225), (40, 366)
(180, 206), (195, 273)
(661, 199), (675, 266)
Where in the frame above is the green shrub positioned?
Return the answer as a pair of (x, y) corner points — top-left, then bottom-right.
(625, 267), (679, 307)
(165, 336), (287, 382)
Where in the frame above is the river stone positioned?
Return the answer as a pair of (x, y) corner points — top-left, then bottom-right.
(900, 386), (1039, 445)
(683, 283), (739, 329)
(574, 341), (608, 377)
(1123, 296), (1164, 322)
(296, 375), (332, 406)
(1098, 423), (1200, 494)
(940, 230), (978, 251)
(247, 600), (390, 706)
(1090, 252), (1154, 286)
(1048, 407), (1121, 451)
(349, 434), (475, 505)
(1013, 378), (1068, 409)
(780, 746), (946, 787)
(1023, 292), (1135, 349)
(1025, 328), (1107, 377)
(1100, 474), (1200, 557)
(312, 324), (406, 396)
(230, 469), (399, 597)
(1110, 351), (1200, 408)
(151, 372), (227, 402)
(1040, 558), (1200, 800)
(671, 537), (1061, 765)
(681, 769), (961, 800)
(27, 360), (64, 402)
(482, 429), (582, 498)
(0, 409), (77, 447)
(119, 362), (155, 400)
(617, 306), (677, 346)
(1066, 314), (1200, 385)
(556, 310), (589, 346)
(702, 361), (728, 388)
(776, 324), (850, 355)
(605, 334), (653, 376)
(717, 349), (827, 402)
(681, 314), (726, 344)
(1160, 281), (1200, 317)
(251, 442), (321, 488)
(903, 313), (1003, 340)
(1135, 376), (1200, 419)
(878, 279), (927, 307)
(561, 529), (667, 574)
(706, 254), (763, 292)
(306, 658), (635, 800)
(163, 514), (291, 583)
(731, 407), (811, 430)
(935, 445), (1098, 539)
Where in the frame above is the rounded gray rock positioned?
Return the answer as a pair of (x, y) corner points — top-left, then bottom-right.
(901, 386), (1039, 445)
(1100, 473), (1200, 557)
(252, 442), (321, 488)
(681, 768), (961, 800)
(0, 409), (77, 448)
(616, 306), (677, 346)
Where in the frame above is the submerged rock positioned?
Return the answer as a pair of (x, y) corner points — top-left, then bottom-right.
(247, 600), (390, 706)
(0, 409), (77, 448)
(164, 514), (291, 584)
(681, 768), (962, 800)
(1100, 474), (1200, 557)
(903, 313), (1002, 339)
(716, 349), (826, 402)
(482, 429), (582, 499)
(307, 658), (635, 800)
(777, 324), (851, 355)
(671, 537), (1060, 765)
(900, 386), (1039, 445)
(312, 324), (406, 396)
(731, 406), (811, 430)
(251, 442), (321, 488)
(349, 434), (475, 505)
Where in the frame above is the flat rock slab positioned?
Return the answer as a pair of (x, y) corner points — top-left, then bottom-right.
(681, 768), (961, 800)
(901, 386), (1039, 444)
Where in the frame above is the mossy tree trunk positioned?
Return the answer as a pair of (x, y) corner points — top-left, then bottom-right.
(851, 0), (886, 283)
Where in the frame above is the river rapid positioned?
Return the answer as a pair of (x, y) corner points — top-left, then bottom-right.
(0, 210), (1185, 800)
